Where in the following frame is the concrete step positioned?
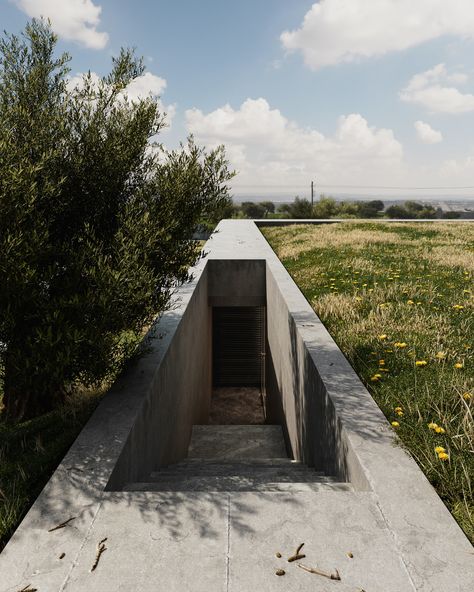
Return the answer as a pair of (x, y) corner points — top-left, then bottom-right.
(187, 424), (287, 460)
(123, 477), (353, 493)
(162, 458), (300, 468)
(149, 466), (326, 480)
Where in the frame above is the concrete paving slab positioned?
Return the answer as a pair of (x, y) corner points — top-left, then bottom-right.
(61, 492), (229, 592)
(228, 491), (416, 592)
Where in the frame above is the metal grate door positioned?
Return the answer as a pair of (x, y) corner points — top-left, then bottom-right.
(212, 306), (265, 387)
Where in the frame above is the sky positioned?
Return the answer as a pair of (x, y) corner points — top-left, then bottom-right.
(2, 0), (474, 201)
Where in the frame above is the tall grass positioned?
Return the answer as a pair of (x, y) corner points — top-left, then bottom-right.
(263, 222), (473, 543)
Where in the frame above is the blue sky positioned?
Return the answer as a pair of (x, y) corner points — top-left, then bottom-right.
(2, 1), (474, 201)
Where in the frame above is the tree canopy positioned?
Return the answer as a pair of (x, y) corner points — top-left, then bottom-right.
(0, 20), (234, 421)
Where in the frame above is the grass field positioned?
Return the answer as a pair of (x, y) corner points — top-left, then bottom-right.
(0, 387), (104, 550)
(262, 222), (473, 543)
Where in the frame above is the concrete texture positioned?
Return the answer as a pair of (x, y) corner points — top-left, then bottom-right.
(187, 425), (287, 460)
(0, 220), (473, 592)
(209, 387), (265, 424)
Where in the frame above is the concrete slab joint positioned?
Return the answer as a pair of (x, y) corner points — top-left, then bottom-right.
(0, 219), (472, 592)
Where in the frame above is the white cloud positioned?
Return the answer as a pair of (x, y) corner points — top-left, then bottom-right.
(14, 0), (108, 49)
(185, 98), (403, 189)
(281, 1), (474, 70)
(414, 121), (443, 144)
(400, 64), (474, 113)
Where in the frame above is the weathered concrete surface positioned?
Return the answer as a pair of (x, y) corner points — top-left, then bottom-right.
(0, 220), (473, 592)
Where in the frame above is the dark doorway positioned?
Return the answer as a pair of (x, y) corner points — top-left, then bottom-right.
(212, 306), (265, 388)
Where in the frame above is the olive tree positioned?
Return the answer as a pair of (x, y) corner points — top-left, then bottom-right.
(0, 20), (234, 421)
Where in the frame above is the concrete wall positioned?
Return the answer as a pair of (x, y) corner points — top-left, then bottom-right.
(108, 267), (212, 489)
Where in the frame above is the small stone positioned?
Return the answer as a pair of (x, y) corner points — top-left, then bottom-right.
(275, 569), (285, 576)
(347, 551), (354, 558)
(275, 552), (282, 558)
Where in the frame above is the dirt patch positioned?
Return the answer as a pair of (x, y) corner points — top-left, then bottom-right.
(209, 387), (265, 424)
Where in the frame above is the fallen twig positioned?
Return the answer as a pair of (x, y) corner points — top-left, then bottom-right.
(48, 517), (76, 532)
(288, 542), (306, 562)
(297, 562), (341, 581)
(59, 552), (65, 559)
(288, 553), (306, 562)
(18, 586), (37, 592)
(90, 537), (108, 572)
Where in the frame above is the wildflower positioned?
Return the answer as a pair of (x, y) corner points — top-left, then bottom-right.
(454, 363), (464, 369)
(452, 304), (464, 310)
(371, 374), (382, 382)
(434, 446), (445, 454)
(435, 426), (445, 434)
(394, 406), (403, 413)
(394, 342), (407, 348)
(355, 296), (363, 302)
(438, 452), (449, 461)
(396, 410), (403, 416)
(391, 421), (400, 428)
(462, 392), (472, 401)
(463, 289), (471, 294)
(428, 422), (438, 430)
(415, 360), (427, 366)
(379, 359), (385, 366)
(379, 334), (388, 340)
(435, 352), (446, 359)
(407, 300), (415, 305)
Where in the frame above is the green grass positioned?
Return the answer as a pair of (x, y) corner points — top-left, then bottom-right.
(0, 387), (104, 551)
(262, 221), (473, 543)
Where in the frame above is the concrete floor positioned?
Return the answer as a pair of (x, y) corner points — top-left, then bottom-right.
(208, 387), (265, 424)
(34, 491), (417, 592)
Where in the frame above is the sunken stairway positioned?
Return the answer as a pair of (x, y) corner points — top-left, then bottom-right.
(123, 425), (352, 492)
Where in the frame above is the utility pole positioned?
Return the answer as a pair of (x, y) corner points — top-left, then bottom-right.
(311, 180), (314, 207)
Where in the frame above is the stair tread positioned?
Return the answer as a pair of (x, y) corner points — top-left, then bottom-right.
(188, 424), (287, 460)
(148, 471), (330, 482)
(123, 480), (353, 492)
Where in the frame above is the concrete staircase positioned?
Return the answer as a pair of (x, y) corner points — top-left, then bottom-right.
(123, 425), (352, 492)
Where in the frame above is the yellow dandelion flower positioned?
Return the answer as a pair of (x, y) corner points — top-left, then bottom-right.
(394, 407), (403, 413)
(396, 410), (403, 416)
(438, 452), (449, 461)
(462, 392), (472, 400)
(435, 352), (446, 359)
(452, 304), (464, 310)
(407, 300), (415, 305)
(435, 426), (445, 434)
(379, 334), (388, 340)
(434, 446), (445, 454)
(379, 360), (385, 365)
(454, 362), (464, 369)
(415, 360), (427, 366)
(428, 422), (438, 430)
(394, 342), (407, 348)
(391, 421), (400, 428)
(371, 374), (382, 381)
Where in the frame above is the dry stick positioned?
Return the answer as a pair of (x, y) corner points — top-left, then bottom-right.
(18, 586), (37, 592)
(287, 553), (306, 563)
(48, 517), (76, 532)
(91, 537), (108, 572)
(288, 542), (306, 562)
(297, 563), (341, 581)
